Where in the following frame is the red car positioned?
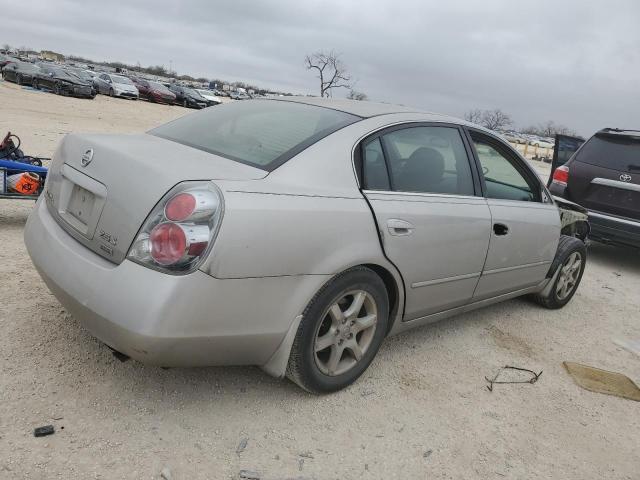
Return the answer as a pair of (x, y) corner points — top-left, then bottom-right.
(131, 78), (176, 104)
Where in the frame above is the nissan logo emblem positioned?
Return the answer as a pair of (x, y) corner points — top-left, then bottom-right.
(81, 149), (94, 167)
(620, 173), (632, 182)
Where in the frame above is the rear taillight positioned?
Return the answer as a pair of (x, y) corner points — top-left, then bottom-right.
(552, 165), (569, 187)
(127, 181), (223, 273)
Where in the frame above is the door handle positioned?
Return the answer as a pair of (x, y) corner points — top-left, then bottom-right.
(387, 219), (414, 236)
(493, 223), (509, 236)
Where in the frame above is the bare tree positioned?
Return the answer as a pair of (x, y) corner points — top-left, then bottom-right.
(305, 50), (351, 97)
(480, 109), (513, 131)
(347, 89), (368, 101)
(464, 109), (483, 124)
(464, 108), (513, 130)
(521, 120), (577, 138)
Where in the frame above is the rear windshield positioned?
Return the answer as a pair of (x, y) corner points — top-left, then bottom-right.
(575, 133), (640, 172)
(150, 100), (361, 171)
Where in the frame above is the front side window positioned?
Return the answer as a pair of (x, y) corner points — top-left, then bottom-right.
(375, 126), (475, 195)
(471, 134), (539, 202)
(151, 100), (361, 170)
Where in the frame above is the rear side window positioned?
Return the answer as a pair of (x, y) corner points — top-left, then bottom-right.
(363, 138), (390, 190)
(373, 126), (475, 195)
(575, 134), (640, 172)
(151, 100), (361, 171)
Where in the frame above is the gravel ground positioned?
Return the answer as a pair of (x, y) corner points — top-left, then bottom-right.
(1, 80), (639, 479)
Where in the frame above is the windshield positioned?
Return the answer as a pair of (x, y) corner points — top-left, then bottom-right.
(575, 133), (640, 172)
(183, 87), (202, 98)
(196, 89), (214, 96)
(67, 69), (92, 80)
(151, 100), (361, 171)
(149, 81), (171, 93)
(112, 75), (133, 85)
(17, 63), (40, 73)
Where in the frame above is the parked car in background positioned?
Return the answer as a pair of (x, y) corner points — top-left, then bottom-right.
(230, 91), (250, 100)
(195, 89), (221, 106)
(168, 84), (208, 108)
(65, 67), (97, 85)
(93, 73), (139, 99)
(33, 64), (95, 98)
(499, 130), (523, 144)
(131, 78), (176, 104)
(25, 98), (588, 393)
(550, 128), (640, 248)
(0, 53), (17, 68)
(1, 61), (40, 85)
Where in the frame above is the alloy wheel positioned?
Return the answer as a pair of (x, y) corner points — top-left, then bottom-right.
(556, 252), (582, 300)
(314, 290), (378, 376)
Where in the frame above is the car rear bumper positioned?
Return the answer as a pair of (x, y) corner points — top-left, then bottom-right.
(588, 210), (640, 248)
(25, 198), (328, 368)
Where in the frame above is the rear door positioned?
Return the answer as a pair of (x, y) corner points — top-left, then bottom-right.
(468, 130), (561, 300)
(568, 132), (640, 221)
(361, 124), (492, 320)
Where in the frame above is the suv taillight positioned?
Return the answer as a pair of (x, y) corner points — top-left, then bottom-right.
(552, 165), (569, 187)
(127, 181), (224, 274)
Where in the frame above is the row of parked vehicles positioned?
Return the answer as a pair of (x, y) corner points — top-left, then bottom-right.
(499, 130), (555, 149)
(0, 55), (225, 109)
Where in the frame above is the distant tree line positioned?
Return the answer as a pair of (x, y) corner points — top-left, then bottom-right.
(464, 108), (577, 137)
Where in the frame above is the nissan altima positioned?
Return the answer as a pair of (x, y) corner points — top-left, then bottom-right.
(24, 98), (588, 393)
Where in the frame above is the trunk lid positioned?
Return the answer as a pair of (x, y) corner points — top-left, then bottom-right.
(45, 133), (266, 263)
(568, 132), (640, 221)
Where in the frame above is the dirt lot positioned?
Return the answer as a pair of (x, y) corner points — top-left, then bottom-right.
(1, 80), (639, 480)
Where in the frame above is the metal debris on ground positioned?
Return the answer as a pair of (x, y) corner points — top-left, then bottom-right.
(33, 425), (55, 437)
(485, 365), (543, 392)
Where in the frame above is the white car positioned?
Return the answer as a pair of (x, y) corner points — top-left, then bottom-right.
(93, 73), (139, 99)
(195, 89), (221, 106)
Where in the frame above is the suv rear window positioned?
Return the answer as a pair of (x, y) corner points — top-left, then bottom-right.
(150, 100), (361, 171)
(575, 133), (640, 172)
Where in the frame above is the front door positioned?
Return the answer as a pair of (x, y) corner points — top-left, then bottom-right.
(468, 130), (561, 300)
(361, 124), (492, 320)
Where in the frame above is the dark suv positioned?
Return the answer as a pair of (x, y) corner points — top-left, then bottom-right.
(549, 128), (640, 248)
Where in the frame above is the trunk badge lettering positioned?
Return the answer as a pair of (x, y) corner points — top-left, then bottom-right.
(81, 149), (94, 167)
(99, 229), (118, 246)
(620, 174), (632, 182)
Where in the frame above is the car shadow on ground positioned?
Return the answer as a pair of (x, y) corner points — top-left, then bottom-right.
(587, 241), (640, 273)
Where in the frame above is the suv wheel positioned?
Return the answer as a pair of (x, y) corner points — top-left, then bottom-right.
(286, 267), (389, 393)
(533, 235), (586, 309)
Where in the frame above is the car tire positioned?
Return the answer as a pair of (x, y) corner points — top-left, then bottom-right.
(183, 99), (188, 108)
(16, 74), (22, 85)
(54, 83), (61, 95)
(32, 79), (38, 90)
(109, 88), (114, 97)
(286, 266), (389, 394)
(533, 235), (586, 309)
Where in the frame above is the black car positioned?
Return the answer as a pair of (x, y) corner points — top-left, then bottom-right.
(549, 128), (640, 248)
(32, 64), (95, 98)
(1, 61), (41, 85)
(168, 84), (208, 109)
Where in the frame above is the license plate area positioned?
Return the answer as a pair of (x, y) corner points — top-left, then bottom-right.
(57, 164), (107, 238)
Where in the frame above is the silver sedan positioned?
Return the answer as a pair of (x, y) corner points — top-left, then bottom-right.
(24, 98), (588, 393)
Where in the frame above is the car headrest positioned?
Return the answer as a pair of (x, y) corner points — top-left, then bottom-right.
(396, 147), (445, 192)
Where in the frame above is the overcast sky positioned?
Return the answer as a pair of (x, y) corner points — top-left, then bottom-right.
(2, 0), (639, 135)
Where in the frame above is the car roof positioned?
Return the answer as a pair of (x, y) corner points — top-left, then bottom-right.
(272, 96), (429, 118)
